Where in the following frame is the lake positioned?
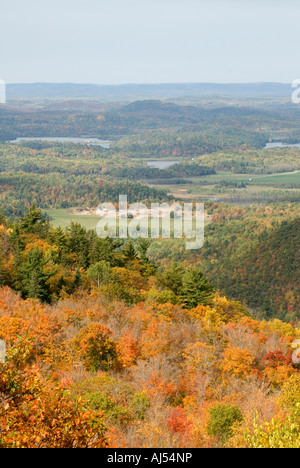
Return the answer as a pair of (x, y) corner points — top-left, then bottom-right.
(9, 137), (110, 148)
(146, 160), (179, 170)
(265, 142), (300, 149)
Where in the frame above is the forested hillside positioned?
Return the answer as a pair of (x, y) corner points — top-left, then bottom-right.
(149, 203), (300, 322)
(2, 99), (300, 146)
(205, 217), (300, 321)
(0, 206), (299, 448)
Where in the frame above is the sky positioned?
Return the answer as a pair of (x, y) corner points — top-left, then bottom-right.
(1, 0), (300, 84)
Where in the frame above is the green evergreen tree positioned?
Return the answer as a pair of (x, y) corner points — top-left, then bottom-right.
(51, 226), (67, 249)
(123, 239), (137, 260)
(21, 247), (55, 303)
(73, 267), (82, 289)
(88, 231), (100, 265)
(159, 263), (185, 295)
(96, 238), (123, 267)
(66, 223), (89, 269)
(122, 239), (138, 269)
(136, 239), (156, 277)
(180, 267), (214, 309)
(10, 224), (25, 257)
(20, 203), (50, 237)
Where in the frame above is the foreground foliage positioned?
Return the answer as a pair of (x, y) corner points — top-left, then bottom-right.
(0, 284), (298, 448)
(0, 206), (299, 448)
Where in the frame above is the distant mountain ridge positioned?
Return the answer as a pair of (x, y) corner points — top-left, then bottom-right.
(6, 82), (293, 102)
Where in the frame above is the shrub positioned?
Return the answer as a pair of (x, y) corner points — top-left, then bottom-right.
(146, 288), (179, 305)
(207, 404), (243, 444)
(72, 323), (117, 372)
(130, 391), (151, 420)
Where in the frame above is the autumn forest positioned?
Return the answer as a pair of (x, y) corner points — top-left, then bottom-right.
(0, 84), (299, 449)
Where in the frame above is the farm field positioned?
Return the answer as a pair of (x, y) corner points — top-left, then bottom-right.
(146, 170), (300, 202)
(45, 209), (101, 230)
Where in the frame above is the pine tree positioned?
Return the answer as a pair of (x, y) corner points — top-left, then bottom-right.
(73, 267), (82, 289)
(136, 239), (156, 277)
(88, 231), (100, 265)
(20, 203), (50, 237)
(21, 247), (55, 303)
(10, 224), (25, 258)
(159, 263), (185, 295)
(96, 238), (123, 267)
(122, 239), (138, 269)
(180, 267), (214, 309)
(52, 226), (67, 249)
(66, 222), (89, 269)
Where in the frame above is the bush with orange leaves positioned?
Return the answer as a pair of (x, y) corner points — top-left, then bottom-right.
(71, 323), (118, 372)
(168, 406), (193, 447)
(221, 346), (255, 377)
(0, 315), (30, 346)
(263, 363), (294, 388)
(116, 332), (140, 369)
(0, 340), (107, 448)
(140, 318), (171, 359)
(0, 296), (65, 365)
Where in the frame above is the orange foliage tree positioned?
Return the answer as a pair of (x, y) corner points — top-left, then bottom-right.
(0, 340), (107, 448)
(72, 323), (117, 372)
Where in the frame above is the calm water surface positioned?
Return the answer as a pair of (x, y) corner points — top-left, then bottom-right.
(9, 137), (110, 148)
(146, 160), (179, 170)
(265, 142), (300, 149)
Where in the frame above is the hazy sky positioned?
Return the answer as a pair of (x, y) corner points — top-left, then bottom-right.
(1, 0), (300, 84)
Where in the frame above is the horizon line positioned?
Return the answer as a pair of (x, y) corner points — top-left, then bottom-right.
(6, 81), (293, 86)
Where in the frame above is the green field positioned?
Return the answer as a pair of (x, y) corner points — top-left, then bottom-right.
(44, 169), (300, 228)
(186, 170), (300, 186)
(246, 172), (300, 186)
(45, 209), (101, 230)
(146, 169), (300, 202)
